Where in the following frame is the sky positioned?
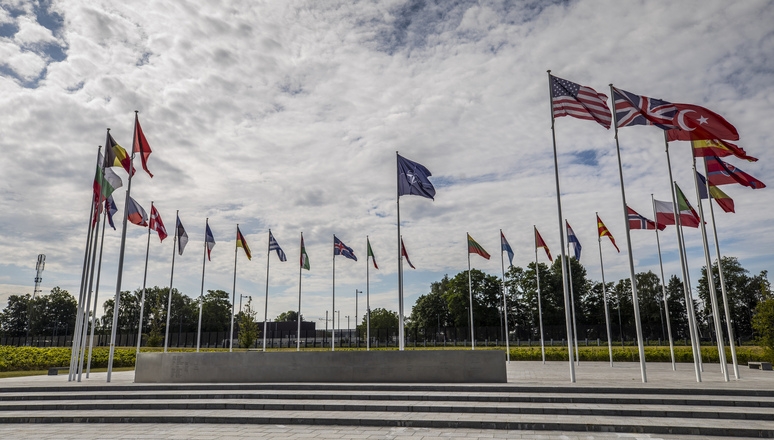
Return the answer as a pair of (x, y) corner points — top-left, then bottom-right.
(0, 0), (772, 330)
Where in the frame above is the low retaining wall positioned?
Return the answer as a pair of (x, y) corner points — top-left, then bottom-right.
(135, 350), (506, 383)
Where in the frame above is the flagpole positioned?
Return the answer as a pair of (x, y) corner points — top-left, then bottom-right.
(534, 229), (545, 364)
(78, 153), (106, 382)
(107, 111), (139, 383)
(500, 230), (510, 363)
(652, 194), (676, 368)
(651, 195), (676, 370)
(702, 157), (740, 379)
(566, 221), (580, 366)
(332, 234), (336, 352)
(136, 201), (154, 355)
(196, 218), (208, 352)
(691, 154), (729, 382)
(678, 208), (704, 373)
(229, 225), (239, 352)
(548, 71), (575, 382)
(396, 151), (405, 351)
(297, 232), (303, 352)
(87, 197), (109, 378)
(664, 135), (702, 381)
(264, 230), (272, 352)
(596, 214), (614, 367)
(366, 236), (371, 351)
(610, 84), (647, 383)
(163, 210), (179, 353)
(467, 234), (475, 350)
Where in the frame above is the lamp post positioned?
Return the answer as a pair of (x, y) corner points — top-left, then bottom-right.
(239, 294), (251, 315)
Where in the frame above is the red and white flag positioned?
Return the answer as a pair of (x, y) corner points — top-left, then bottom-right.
(149, 205), (168, 241)
(550, 74), (611, 129)
(667, 104), (739, 141)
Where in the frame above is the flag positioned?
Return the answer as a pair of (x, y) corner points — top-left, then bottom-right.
(105, 131), (136, 176)
(300, 235), (310, 270)
(500, 231), (514, 267)
(205, 222), (215, 261)
(268, 230), (287, 262)
(612, 87), (678, 130)
(706, 156), (766, 189)
(696, 171), (735, 213)
(93, 154), (122, 202)
(550, 74), (611, 129)
(467, 234), (490, 260)
(236, 226), (251, 260)
(675, 184), (703, 227)
(401, 237), (415, 269)
(126, 196), (148, 227)
(566, 221), (581, 260)
(333, 236), (357, 261)
(106, 195), (117, 230)
(176, 215), (188, 255)
(149, 205), (168, 242)
(691, 139), (757, 162)
(534, 227), (552, 262)
(397, 154), (436, 200)
(653, 199), (700, 228)
(367, 237), (378, 270)
(132, 113), (153, 178)
(627, 206), (665, 230)
(597, 215), (620, 252)
(667, 103), (740, 141)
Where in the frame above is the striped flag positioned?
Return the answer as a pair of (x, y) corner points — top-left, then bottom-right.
(534, 227), (552, 262)
(706, 156), (766, 189)
(205, 222), (215, 261)
(696, 171), (734, 213)
(236, 226), (251, 260)
(691, 139), (757, 162)
(132, 113), (153, 178)
(597, 215), (620, 252)
(105, 130), (135, 176)
(105, 196), (117, 230)
(149, 205), (168, 242)
(300, 234), (310, 270)
(500, 231), (514, 267)
(176, 215), (188, 255)
(467, 233), (490, 260)
(126, 196), (148, 227)
(550, 74), (611, 129)
(367, 237), (378, 269)
(566, 221), (581, 260)
(401, 237), (415, 269)
(269, 230), (287, 262)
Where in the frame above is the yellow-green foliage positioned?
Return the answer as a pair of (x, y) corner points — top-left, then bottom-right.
(505, 345), (767, 363)
(0, 346), (136, 372)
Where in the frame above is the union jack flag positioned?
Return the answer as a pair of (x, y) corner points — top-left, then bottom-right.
(333, 235), (357, 261)
(627, 206), (663, 230)
(613, 87), (677, 130)
(550, 74), (611, 129)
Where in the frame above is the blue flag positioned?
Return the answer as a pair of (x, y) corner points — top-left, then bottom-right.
(204, 222), (215, 261)
(333, 235), (357, 261)
(397, 154), (436, 200)
(105, 195), (117, 230)
(566, 221), (581, 260)
(268, 230), (287, 262)
(500, 230), (514, 267)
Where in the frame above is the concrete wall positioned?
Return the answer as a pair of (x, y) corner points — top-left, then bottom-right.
(135, 350), (506, 383)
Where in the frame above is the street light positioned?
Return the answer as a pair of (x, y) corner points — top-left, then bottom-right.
(239, 294), (252, 314)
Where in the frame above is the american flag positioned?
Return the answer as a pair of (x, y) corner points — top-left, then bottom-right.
(551, 75), (611, 129)
(613, 87), (677, 130)
(268, 230), (287, 262)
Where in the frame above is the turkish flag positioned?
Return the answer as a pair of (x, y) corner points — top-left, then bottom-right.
(667, 103), (739, 141)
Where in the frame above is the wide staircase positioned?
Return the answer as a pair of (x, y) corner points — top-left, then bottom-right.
(0, 382), (773, 437)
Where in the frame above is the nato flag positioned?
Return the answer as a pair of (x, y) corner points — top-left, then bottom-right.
(398, 154), (436, 200)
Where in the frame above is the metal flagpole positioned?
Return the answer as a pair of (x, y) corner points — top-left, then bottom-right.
(596, 213), (614, 367)
(651, 195), (676, 370)
(196, 219), (208, 352)
(396, 151), (405, 351)
(610, 84), (647, 383)
(366, 236), (371, 351)
(87, 197), (109, 378)
(664, 135), (701, 381)
(107, 111), (139, 383)
(332, 234), (336, 352)
(566, 222), (580, 365)
(163, 210), (179, 353)
(467, 233), (475, 350)
(229, 225), (239, 352)
(702, 156), (740, 379)
(70, 147), (102, 381)
(679, 212), (704, 373)
(136, 202), (154, 355)
(690, 154), (729, 381)
(263, 230), (272, 352)
(500, 230), (511, 363)
(297, 233), (303, 351)
(534, 233), (545, 364)
(548, 71), (575, 382)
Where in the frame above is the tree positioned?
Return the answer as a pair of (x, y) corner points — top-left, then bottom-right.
(408, 276), (451, 330)
(238, 297), (260, 348)
(101, 290), (139, 333)
(0, 294), (31, 336)
(200, 290), (231, 332)
(275, 310), (299, 322)
(0, 287), (77, 338)
(441, 269), (501, 328)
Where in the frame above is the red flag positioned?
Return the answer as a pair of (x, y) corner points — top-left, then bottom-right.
(691, 139), (757, 162)
(400, 238), (415, 269)
(149, 205), (168, 242)
(706, 156), (766, 189)
(534, 227), (552, 262)
(667, 104), (739, 141)
(550, 75), (612, 129)
(627, 206), (665, 230)
(132, 113), (153, 178)
(126, 196), (148, 227)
